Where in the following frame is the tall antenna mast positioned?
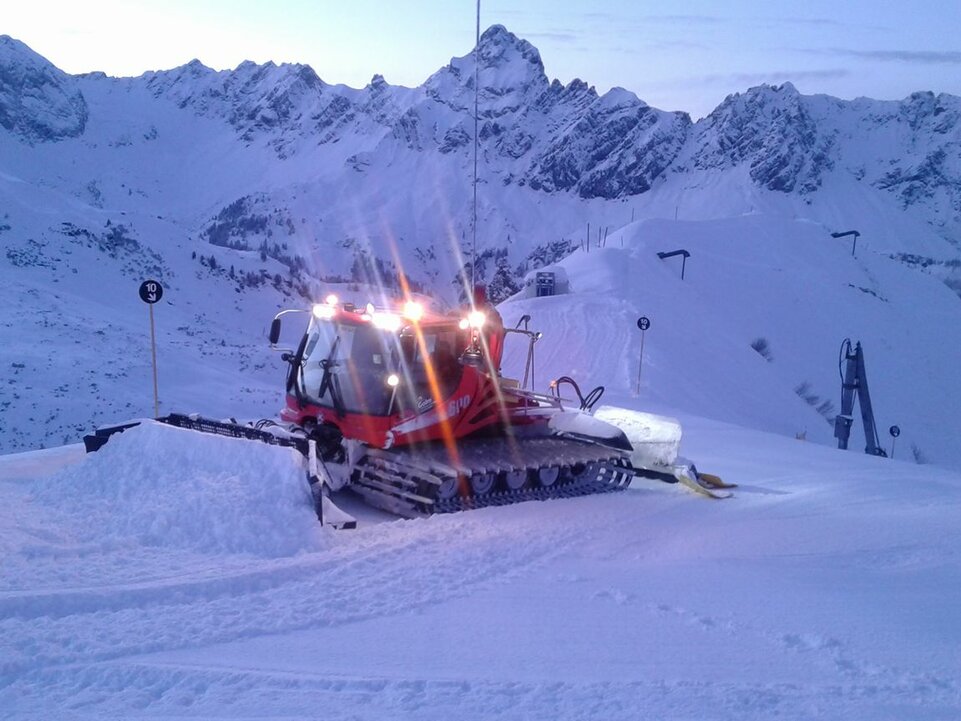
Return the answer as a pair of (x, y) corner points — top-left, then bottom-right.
(471, 0), (480, 294)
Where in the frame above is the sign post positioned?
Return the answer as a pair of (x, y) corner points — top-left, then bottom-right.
(139, 280), (164, 417)
(635, 316), (650, 396)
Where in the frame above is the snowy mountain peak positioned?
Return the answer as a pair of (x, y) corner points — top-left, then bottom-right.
(692, 82), (831, 193)
(0, 35), (87, 143)
(711, 82), (804, 122)
(898, 90), (961, 133)
(0, 34), (47, 66)
(597, 86), (647, 111)
(426, 24), (549, 115)
(138, 56), (331, 153)
(476, 24), (545, 75)
(184, 58), (214, 74)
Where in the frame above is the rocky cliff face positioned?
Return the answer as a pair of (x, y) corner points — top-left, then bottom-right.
(867, 92), (961, 214)
(422, 26), (692, 199)
(688, 83), (834, 193)
(0, 35), (87, 143)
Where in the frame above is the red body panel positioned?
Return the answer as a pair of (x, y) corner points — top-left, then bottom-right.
(279, 300), (541, 448)
(281, 361), (542, 449)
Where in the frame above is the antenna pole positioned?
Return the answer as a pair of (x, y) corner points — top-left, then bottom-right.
(471, 0), (480, 294)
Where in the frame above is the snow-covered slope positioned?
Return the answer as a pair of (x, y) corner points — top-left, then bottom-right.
(1, 28), (960, 468)
(499, 214), (961, 469)
(1, 405), (959, 719)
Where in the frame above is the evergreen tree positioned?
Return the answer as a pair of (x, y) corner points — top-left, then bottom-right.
(488, 257), (521, 303)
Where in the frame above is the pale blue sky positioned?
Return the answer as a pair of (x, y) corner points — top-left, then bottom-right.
(6, 0), (961, 118)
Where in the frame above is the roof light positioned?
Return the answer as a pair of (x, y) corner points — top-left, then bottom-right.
(458, 318), (469, 330)
(468, 310), (486, 328)
(325, 293), (339, 306)
(312, 304), (336, 320)
(386, 373), (400, 387)
(403, 301), (424, 321)
(371, 312), (402, 331)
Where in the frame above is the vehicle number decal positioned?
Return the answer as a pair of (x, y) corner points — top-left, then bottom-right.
(448, 395), (471, 417)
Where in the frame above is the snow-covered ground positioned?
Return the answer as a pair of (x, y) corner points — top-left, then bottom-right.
(1, 410), (959, 719)
(2, 211), (959, 718)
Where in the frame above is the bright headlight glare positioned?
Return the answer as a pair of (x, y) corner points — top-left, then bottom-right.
(312, 304), (336, 319)
(458, 318), (469, 330)
(403, 301), (424, 321)
(386, 373), (400, 387)
(325, 293), (339, 306)
(468, 310), (486, 328)
(371, 312), (402, 331)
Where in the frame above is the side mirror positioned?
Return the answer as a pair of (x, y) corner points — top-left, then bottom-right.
(269, 318), (282, 345)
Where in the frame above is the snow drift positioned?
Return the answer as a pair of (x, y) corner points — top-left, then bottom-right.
(30, 422), (326, 557)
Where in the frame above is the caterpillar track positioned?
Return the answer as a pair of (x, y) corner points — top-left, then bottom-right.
(349, 436), (637, 517)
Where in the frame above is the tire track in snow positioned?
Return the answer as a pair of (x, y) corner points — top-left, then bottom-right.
(5, 660), (958, 720)
(587, 588), (961, 711)
(0, 497), (636, 680)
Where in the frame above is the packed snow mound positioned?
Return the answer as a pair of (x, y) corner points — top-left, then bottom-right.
(594, 406), (682, 468)
(31, 422), (326, 557)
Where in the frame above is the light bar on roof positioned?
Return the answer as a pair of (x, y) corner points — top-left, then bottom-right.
(403, 301), (424, 321)
(371, 311), (402, 331)
(312, 304), (336, 319)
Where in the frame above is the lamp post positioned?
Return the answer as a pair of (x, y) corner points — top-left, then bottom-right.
(656, 249), (691, 280)
(831, 230), (861, 257)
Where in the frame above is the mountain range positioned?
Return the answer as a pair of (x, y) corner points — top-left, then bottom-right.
(2, 26), (960, 461)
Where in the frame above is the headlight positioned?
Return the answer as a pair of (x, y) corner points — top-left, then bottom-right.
(312, 304), (335, 319)
(371, 312), (402, 331)
(403, 301), (424, 321)
(468, 310), (486, 328)
(386, 373), (400, 387)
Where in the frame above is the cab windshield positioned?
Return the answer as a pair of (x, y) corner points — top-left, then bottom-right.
(299, 318), (464, 416)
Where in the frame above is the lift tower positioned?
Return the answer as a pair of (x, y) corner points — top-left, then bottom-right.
(834, 339), (887, 457)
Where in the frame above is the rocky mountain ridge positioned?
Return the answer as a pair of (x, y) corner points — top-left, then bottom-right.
(3, 27), (959, 219)
(0, 35), (88, 143)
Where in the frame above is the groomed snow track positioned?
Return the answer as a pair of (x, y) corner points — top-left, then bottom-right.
(351, 437), (637, 517)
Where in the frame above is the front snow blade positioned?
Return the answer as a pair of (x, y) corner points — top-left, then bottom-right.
(83, 414), (357, 529)
(83, 420), (144, 452)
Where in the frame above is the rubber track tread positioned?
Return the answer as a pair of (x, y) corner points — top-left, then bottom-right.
(352, 436), (636, 515)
